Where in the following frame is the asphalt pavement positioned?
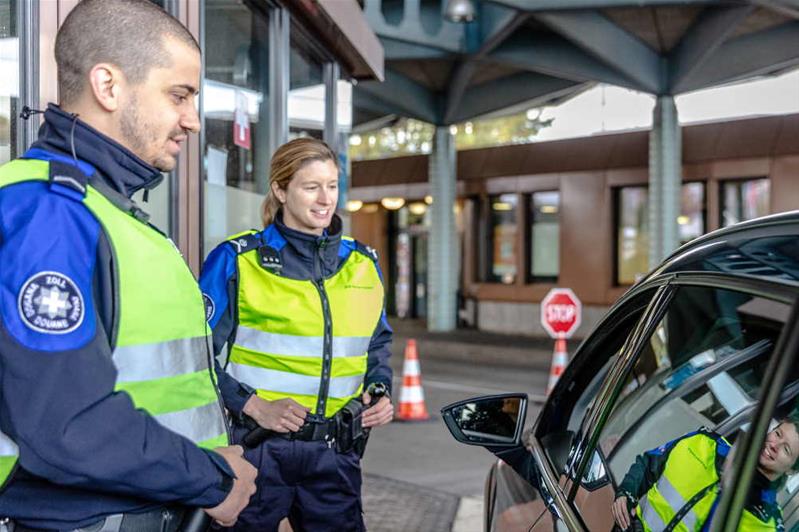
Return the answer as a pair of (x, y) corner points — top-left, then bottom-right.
(361, 319), (558, 531)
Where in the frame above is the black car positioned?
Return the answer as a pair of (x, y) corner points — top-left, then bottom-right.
(443, 211), (799, 531)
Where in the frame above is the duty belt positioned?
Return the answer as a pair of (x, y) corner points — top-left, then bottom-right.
(6, 506), (187, 532)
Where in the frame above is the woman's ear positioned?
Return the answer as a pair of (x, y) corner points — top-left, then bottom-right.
(271, 181), (286, 204)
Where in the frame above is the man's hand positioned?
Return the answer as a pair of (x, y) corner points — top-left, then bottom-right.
(612, 495), (634, 530)
(242, 395), (309, 433)
(362, 393), (393, 428)
(205, 445), (257, 527)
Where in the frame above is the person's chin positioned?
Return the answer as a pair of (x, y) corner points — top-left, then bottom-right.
(153, 155), (176, 172)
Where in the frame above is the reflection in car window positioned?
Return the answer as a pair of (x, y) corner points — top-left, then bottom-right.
(535, 290), (656, 476)
(576, 285), (791, 530)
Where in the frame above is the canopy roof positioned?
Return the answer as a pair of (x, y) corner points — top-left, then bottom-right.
(354, 0), (799, 126)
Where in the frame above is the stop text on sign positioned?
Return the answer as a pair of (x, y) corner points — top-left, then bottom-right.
(540, 288), (582, 339)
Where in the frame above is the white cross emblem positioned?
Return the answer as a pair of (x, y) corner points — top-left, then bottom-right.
(35, 287), (72, 319)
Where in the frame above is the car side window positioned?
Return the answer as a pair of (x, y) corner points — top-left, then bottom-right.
(575, 285), (791, 530)
(535, 289), (656, 475)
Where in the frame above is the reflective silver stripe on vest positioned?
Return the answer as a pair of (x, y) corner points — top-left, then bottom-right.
(153, 401), (226, 444)
(639, 494), (667, 532)
(235, 325), (369, 358)
(656, 476), (700, 531)
(114, 336), (209, 383)
(228, 362), (363, 398)
(0, 431), (18, 456)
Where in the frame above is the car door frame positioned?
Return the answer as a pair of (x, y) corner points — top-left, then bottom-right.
(526, 277), (674, 530)
(565, 271), (799, 525)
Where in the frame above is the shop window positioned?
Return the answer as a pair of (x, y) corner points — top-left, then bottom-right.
(202, 0), (271, 253)
(615, 183), (706, 285)
(720, 178), (770, 227)
(528, 191), (559, 282)
(485, 194), (518, 285)
(0, 0), (18, 165)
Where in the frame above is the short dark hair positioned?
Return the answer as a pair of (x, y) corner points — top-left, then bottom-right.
(55, 0), (200, 106)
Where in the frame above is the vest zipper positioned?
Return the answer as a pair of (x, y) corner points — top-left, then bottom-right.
(313, 239), (334, 417)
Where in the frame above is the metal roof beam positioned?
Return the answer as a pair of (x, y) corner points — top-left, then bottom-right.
(535, 11), (663, 93)
(669, 5), (754, 93)
(490, 33), (649, 91)
(363, 0), (464, 53)
(443, 6), (528, 124)
(451, 72), (584, 123)
(382, 38), (452, 60)
(484, 0), (716, 10)
(355, 68), (440, 124)
(676, 21), (799, 92)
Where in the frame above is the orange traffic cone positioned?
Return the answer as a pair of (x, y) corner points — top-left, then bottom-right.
(396, 339), (430, 421)
(547, 337), (569, 394)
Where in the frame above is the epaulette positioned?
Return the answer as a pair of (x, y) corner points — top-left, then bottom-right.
(354, 240), (379, 262)
(227, 232), (261, 255)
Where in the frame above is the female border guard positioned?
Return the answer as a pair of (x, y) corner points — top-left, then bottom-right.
(200, 138), (394, 531)
(612, 418), (799, 531)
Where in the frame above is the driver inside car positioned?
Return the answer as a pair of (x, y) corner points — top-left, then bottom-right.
(612, 416), (799, 532)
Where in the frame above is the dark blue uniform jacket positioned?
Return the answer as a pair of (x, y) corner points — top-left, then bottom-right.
(0, 105), (232, 529)
(199, 213), (393, 415)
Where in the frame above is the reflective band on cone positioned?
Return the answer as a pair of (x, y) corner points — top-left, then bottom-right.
(547, 337), (569, 395)
(396, 339), (430, 421)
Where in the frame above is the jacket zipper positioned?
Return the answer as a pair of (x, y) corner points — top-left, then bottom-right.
(313, 239), (334, 417)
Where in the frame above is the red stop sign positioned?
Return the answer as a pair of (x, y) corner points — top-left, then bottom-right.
(541, 288), (582, 339)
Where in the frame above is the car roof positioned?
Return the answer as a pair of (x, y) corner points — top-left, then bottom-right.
(648, 210), (799, 285)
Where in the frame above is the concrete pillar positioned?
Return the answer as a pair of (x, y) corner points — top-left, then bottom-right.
(648, 95), (682, 270)
(427, 126), (457, 331)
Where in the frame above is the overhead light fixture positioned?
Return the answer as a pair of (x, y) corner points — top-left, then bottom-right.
(361, 203), (379, 214)
(424, 195), (433, 205)
(345, 200), (363, 213)
(540, 205), (558, 214)
(492, 202), (513, 212)
(677, 215), (690, 225)
(381, 197), (406, 210)
(445, 0), (475, 23)
(408, 202), (427, 216)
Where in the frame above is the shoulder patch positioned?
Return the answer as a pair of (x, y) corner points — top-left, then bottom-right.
(355, 241), (379, 262)
(202, 293), (215, 323)
(227, 232), (261, 255)
(18, 271), (85, 334)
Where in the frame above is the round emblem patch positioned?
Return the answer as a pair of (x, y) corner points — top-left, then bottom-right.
(18, 271), (85, 334)
(202, 293), (215, 323)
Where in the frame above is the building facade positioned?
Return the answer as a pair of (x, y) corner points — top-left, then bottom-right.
(0, 0), (381, 271)
(349, 114), (799, 337)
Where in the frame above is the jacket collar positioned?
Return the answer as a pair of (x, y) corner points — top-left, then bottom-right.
(29, 103), (163, 198)
(273, 211), (343, 272)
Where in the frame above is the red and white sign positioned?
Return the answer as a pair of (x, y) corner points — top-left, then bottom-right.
(541, 288), (582, 339)
(233, 91), (251, 150)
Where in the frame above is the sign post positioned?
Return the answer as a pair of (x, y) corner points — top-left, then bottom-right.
(541, 288), (582, 393)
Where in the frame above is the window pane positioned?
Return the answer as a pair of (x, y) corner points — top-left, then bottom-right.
(530, 191), (559, 280)
(721, 178), (770, 227)
(203, 0), (270, 253)
(289, 33), (324, 139)
(617, 183), (707, 284)
(488, 194), (517, 284)
(679, 182), (704, 244)
(617, 187), (648, 285)
(579, 286), (789, 526)
(0, 0), (17, 164)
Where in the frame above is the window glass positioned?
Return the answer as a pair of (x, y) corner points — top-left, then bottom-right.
(529, 191), (559, 280)
(288, 32), (324, 140)
(721, 178), (770, 227)
(203, 0), (270, 253)
(0, 0), (17, 164)
(616, 183), (706, 285)
(486, 194), (518, 284)
(575, 285), (791, 530)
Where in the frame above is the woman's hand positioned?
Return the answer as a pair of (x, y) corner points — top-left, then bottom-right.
(242, 395), (309, 432)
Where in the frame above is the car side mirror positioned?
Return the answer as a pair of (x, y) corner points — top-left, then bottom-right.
(441, 393), (528, 448)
